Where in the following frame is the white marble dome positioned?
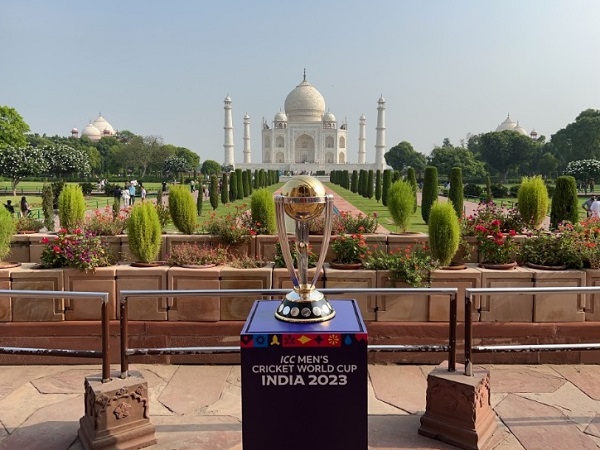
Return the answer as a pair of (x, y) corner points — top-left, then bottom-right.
(284, 78), (326, 122)
(322, 111), (336, 122)
(496, 114), (517, 132)
(81, 122), (101, 141)
(274, 111), (288, 122)
(513, 122), (528, 136)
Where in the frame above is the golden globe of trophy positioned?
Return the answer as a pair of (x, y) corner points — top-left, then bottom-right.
(274, 175), (335, 323)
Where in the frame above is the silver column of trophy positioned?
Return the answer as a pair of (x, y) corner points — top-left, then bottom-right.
(274, 175), (335, 323)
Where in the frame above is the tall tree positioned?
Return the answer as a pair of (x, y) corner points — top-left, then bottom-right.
(551, 109), (600, 167)
(384, 141), (427, 174)
(43, 144), (91, 179)
(201, 160), (222, 177)
(478, 131), (536, 182)
(0, 146), (48, 195)
(0, 106), (30, 149)
(428, 145), (487, 181)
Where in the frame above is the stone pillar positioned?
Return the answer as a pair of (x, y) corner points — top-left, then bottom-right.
(419, 362), (497, 450)
(78, 369), (156, 450)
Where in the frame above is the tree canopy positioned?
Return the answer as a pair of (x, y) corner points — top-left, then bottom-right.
(477, 130), (538, 182)
(0, 106), (30, 149)
(201, 160), (222, 177)
(0, 146), (48, 194)
(384, 141), (427, 174)
(550, 109), (600, 167)
(428, 144), (487, 181)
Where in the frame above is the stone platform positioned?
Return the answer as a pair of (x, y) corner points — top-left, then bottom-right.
(1, 363), (600, 449)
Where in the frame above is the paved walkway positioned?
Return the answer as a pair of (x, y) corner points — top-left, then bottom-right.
(0, 363), (599, 449)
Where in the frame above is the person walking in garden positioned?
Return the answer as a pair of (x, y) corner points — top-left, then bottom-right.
(140, 185), (147, 201)
(591, 197), (600, 218)
(20, 196), (31, 217)
(583, 195), (596, 217)
(4, 200), (14, 216)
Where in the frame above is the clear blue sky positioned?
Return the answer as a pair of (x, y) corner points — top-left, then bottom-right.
(2, 1), (599, 164)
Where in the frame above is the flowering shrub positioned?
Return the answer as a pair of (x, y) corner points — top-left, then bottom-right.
(475, 219), (518, 264)
(227, 254), (266, 269)
(167, 243), (227, 267)
(337, 211), (378, 234)
(308, 214), (341, 235)
(562, 218), (600, 268)
(14, 216), (44, 233)
(274, 242), (317, 268)
(463, 201), (528, 238)
(40, 228), (114, 272)
(85, 205), (130, 235)
(363, 243), (439, 287)
(519, 230), (582, 268)
(203, 204), (250, 245)
(330, 233), (369, 264)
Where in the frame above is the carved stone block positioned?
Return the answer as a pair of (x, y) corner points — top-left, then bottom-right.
(79, 369), (156, 450)
(419, 362), (497, 450)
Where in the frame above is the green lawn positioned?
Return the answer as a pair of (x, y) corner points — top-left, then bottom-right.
(324, 183), (429, 233)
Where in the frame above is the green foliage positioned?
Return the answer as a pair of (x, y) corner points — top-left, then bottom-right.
(0, 206), (15, 260)
(0, 106), (30, 150)
(392, 171), (400, 183)
(39, 229), (113, 271)
(517, 176), (549, 228)
(79, 181), (94, 196)
(127, 202), (162, 263)
(375, 170), (382, 202)
(163, 155), (191, 178)
(210, 175), (219, 210)
(230, 172), (238, 201)
(43, 144), (91, 178)
(221, 172), (229, 204)
(358, 170), (365, 196)
(351, 170), (358, 193)
(168, 184), (197, 234)
(421, 166), (438, 224)
(236, 169), (244, 199)
(464, 183), (483, 198)
(382, 169), (392, 206)
(384, 141), (427, 173)
(112, 197), (120, 218)
(550, 176), (579, 228)
(564, 159), (600, 181)
(363, 243), (438, 287)
(448, 167), (463, 218)
(200, 160), (222, 177)
(196, 188), (203, 217)
(58, 184), (86, 230)
(428, 201), (460, 266)
(246, 169), (253, 195)
(0, 146), (48, 194)
(250, 189), (277, 235)
(387, 180), (415, 233)
(367, 170), (374, 199)
(406, 167), (417, 213)
(42, 183), (54, 232)
(241, 169), (249, 197)
(486, 175), (492, 202)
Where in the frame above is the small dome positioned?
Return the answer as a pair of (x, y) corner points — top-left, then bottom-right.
(71, 128), (78, 133)
(378, 95), (386, 103)
(274, 111), (288, 122)
(284, 78), (326, 123)
(514, 122), (528, 136)
(496, 114), (517, 132)
(224, 95), (231, 102)
(322, 111), (336, 122)
(243, 113), (250, 120)
(360, 113), (366, 121)
(81, 123), (101, 141)
(530, 128), (538, 138)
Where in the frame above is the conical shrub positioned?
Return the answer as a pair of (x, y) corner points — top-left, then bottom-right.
(58, 184), (86, 230)
(168, 184), (197, 234)
(387, 180), (415, 233)
(127, 202), (162, 263)
(428, 201), (460, 267)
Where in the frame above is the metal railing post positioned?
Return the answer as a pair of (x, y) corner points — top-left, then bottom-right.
(449, 291), (457, 372)
(120, 296), (129, 378)
(465, 291), (473, 376)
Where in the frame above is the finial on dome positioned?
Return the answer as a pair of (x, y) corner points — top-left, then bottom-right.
(303, 68), (306, 81)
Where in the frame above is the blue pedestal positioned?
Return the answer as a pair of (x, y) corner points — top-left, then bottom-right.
(241, 299), (368, 450)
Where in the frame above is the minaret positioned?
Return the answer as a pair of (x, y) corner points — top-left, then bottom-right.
(358, 113), (366, 164)
(375, 95), (386, 167)
(243, 113), (251, 164)
(223, 95), (235, 168)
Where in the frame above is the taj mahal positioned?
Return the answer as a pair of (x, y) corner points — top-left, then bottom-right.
(223, 72), (389, 173)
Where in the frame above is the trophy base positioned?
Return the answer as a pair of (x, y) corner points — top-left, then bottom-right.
(274, 291), (336, 323)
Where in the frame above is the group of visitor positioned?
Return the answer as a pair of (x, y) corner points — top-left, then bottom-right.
(114, 181), (146, 207)
(4, 197), (31, 217)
